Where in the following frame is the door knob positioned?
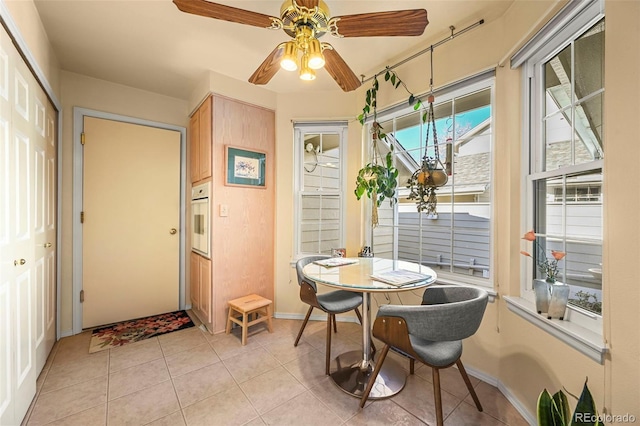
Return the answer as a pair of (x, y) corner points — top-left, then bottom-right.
(14, 259), (26, 266)
(169, 228), (177, 235)
(44, 242), (52, 248)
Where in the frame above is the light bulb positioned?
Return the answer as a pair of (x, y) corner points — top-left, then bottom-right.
(307, 39), (325, 69)
(280, 41), (298, 71)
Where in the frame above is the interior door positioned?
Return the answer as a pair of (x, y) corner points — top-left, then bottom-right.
(82, 117), (180, 329)
(0, 25), (49, 424)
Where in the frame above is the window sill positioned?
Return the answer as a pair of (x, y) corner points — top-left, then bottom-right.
(504, 296), (607, 364)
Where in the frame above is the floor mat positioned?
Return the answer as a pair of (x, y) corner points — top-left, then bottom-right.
(89, 310), (194, 353)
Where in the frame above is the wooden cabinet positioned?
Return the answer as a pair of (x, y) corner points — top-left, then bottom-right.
(190, 251), (212, 325)
(188, 94), (275, 334)
(189, 95), (212, 184)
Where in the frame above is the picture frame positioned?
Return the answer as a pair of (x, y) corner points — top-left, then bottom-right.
(225, 145), (266, 188)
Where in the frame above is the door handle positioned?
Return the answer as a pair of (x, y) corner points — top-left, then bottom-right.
(44, 242), (52, 248)
(169, 228), (177, 235)
(14, 259), (26, 266)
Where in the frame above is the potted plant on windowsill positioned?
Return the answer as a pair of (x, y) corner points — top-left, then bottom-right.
(521, 229), (569, 319)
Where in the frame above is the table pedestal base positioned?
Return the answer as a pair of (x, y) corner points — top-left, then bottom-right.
(329, 350), (406, 399)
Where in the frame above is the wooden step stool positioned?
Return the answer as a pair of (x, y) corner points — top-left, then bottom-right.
(225, 294), (273, 345)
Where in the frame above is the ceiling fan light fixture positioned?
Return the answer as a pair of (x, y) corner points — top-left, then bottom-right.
(280, 41), (298, 71)
(299, 54), (316, 81)
(307, 38), (325, 69)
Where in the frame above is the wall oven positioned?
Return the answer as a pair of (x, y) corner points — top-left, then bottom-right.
(191, 182), (210, 258)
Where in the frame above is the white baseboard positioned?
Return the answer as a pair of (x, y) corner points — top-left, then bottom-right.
(454, 364), (536, 425)
(59, 329), (73, 338)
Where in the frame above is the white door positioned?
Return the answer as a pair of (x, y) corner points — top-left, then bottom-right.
(0, 22), (56, 424)
(33, 99), (57, 372)
(82, 117), (180, 329)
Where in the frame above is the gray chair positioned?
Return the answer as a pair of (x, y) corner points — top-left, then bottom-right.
(294, 255), (365, 375)
(359, 285), (488, 426)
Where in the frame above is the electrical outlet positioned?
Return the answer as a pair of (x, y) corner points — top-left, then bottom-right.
(219, 204), (229, 217)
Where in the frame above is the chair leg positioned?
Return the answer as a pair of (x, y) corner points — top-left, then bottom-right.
(409, 358), (415, 375)
(294, 306), (314, 347)
(332, 313), (338, 333)
(456, 360), (483, 412)
(432, 368), (444, 426)
(359, 344), (390, 408)
(326, 313), (333, 375)
(354, 307), (363, 324)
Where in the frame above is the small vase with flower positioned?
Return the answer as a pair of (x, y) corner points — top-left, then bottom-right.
(520, 230), (570, 320)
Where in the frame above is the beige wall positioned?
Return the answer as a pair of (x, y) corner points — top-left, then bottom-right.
(7, 0), (640, 419)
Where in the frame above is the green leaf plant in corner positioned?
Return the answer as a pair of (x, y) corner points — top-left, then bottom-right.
(537, 378), (604, 426)
(355, 69), (421, 227)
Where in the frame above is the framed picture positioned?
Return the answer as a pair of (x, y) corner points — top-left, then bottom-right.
(225, 145), (266, 188)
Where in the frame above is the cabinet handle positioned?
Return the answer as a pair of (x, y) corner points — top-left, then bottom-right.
(14, 259), (26, 266)
(44, 242), (52, 248)
(169, 228), (177, 235)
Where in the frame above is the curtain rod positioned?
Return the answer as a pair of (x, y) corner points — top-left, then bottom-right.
(360, 19), (485, 84)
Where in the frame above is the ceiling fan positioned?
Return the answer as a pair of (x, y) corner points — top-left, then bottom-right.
(173, 0), (429, 92)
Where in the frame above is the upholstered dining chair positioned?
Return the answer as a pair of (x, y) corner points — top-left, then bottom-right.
(359, 285), (488, 426)
(294, 255), (365, 375)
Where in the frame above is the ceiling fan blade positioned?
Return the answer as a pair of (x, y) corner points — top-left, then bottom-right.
(323, 47), (361, 92)
(331, 9), (428, 37)
(248, 46), (284, 85)
(173, 0), (276, 28)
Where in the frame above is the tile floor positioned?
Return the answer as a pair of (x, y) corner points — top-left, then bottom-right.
(22, 315), (530, 426)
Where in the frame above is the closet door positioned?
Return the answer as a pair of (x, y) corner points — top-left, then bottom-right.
(0, 22), (57, 425)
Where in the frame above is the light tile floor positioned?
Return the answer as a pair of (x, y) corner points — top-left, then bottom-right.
(22, 315), (530, 426)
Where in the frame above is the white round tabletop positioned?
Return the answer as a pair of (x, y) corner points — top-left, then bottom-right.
(302, 257), (437, 293)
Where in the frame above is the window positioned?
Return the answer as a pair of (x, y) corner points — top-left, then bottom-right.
(524, 6), (604, 318)
(368, 76), (494, 286)
(294, 123), (347, 256)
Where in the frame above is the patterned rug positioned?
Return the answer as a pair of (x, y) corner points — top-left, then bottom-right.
(89, 310), (195, 353)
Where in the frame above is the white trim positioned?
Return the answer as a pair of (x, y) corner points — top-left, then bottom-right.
(529, 159), (604, 181)
(293, 122), (348, 257)
(504, 296), (607, 364)
(518, 0), (605, 340)
(511, 0), (604, 68)
(72, 107), (187, 334)
(372, 75), (496, 287)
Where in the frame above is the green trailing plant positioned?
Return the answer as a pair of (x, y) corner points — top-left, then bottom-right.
(355, 69), (421, 226)
(357, 68), (424, 126)
(537, 378), (604, 426)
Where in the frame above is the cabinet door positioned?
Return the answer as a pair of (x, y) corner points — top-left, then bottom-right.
(189, 252), (200, 311)
(189, 112), (200, 184)
(199, 257), (212, 324)
(198, 97), (212, 181)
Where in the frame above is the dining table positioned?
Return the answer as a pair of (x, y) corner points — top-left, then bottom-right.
(302, 257), (436, 399)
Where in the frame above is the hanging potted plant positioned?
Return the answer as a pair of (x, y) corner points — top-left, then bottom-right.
(406, 94), (449, 218)
(355, 70), (421, 227)
(406, 48), (450, 219)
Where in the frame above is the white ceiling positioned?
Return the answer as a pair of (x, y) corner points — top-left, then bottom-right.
(32, 0), (514, 99)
